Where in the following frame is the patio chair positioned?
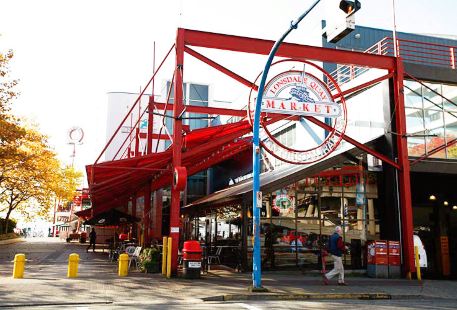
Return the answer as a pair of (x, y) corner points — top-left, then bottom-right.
(128, 246), (142, 269)
(207, 246), (222, 265)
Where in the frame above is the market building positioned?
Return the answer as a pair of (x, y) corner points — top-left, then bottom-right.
(85, 24), (457, 279)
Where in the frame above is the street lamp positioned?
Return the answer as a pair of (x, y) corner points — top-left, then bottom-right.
(251, 0), (361, 290)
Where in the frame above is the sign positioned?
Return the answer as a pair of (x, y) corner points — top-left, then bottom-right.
(170, 227), (179, 233)
(188, 261), (201, 268)
(248, 60), (347, 164)
(256, 191), (262, 209)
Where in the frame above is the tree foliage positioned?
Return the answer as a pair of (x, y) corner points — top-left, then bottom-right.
(0, 48), (83, 233)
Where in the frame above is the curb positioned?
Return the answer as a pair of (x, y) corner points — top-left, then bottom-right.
(203, 292), (412, 302)
(0, 238), (25, 245)
(0, 301), (112, 308)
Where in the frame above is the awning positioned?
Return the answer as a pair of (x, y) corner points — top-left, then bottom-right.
(74, 208), (92, 219)
(183, 135), (385, 215)
(87, 121), (252, 214)
(84, 208), (140, 226)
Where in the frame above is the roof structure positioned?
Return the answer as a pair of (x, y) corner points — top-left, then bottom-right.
(87, 120), (252, 214)
(183, 135), (384, 215)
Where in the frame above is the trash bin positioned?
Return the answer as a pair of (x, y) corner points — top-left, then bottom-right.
(182, 240), (202, 279)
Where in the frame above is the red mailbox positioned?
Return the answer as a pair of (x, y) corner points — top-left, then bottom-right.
(367, 240), (388, 278)
(367, 240), (388, 265)
(388, 241), (401, 266)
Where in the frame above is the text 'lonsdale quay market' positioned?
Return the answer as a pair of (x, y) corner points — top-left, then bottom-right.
(83, 4), (457, 283)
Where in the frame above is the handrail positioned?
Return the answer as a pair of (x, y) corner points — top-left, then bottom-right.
(94, 44), (175, 165)
(329, 36), (457, 88)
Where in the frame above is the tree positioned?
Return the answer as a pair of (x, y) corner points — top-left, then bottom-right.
(0, 126), (83, 233)
(0, 47), (83, 233)
(0, 48), (25, 191)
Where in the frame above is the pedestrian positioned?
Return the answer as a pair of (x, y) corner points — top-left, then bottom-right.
(87, 228), (96, 253)
(323, 226), (347, 285)
(262, 225), (275, 269)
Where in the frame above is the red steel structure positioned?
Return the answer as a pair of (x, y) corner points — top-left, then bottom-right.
(87, 28), (415, 276)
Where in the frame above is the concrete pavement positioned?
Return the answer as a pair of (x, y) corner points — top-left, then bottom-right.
(1, 238), (457, 309)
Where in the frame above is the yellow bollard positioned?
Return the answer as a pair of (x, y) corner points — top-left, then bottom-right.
(162, 236), (168, 276)
(414, 245), (422, 282)
(12, 254), (26, 279)
(67, 253), (79, 278)
(166, 237), (172, 278)
(118, 253), (129, 277)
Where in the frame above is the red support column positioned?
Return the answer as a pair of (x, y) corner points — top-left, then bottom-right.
(170, 28), (185, 275)
(153, 189), (163, 239)
(143, 183), (152, 247)
(394, 59), (415, 276)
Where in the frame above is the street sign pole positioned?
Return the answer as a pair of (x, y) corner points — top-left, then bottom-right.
(251, 0), (321, 289)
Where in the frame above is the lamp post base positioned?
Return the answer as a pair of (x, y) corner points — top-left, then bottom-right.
(248, 285), (269, 293)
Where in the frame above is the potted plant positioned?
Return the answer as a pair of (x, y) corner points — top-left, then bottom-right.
(140, 247), (161, 273)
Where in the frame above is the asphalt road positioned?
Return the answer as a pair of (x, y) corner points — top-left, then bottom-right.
(1, 238), (456, 310)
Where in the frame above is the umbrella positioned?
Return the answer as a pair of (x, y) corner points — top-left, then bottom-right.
(84, 209), (140, 226)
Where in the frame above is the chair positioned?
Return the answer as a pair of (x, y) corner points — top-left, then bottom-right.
(207, 246), (222, 265)
(128, 246), (142, 269)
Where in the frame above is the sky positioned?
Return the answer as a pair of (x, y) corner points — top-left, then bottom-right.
(0, 0), (456, 186)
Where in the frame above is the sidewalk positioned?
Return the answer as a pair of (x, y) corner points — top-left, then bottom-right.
(0, 237), (25, 245)
(1, 242), (456, 307)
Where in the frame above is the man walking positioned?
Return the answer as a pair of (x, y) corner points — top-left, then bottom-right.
(323, 226), (347, 285)
(87, 228), (97, 253)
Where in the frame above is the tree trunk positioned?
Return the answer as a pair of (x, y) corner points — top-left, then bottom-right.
(4, 207), (13, 234)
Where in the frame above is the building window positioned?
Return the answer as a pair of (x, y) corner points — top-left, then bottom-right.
(404, 80), (457, 159)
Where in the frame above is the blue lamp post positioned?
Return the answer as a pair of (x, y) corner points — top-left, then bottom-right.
(251, 0), (322, 290)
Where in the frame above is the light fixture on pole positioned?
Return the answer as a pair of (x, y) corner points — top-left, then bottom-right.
(429, 195), (436, 201)
(68, 127), (84, 168)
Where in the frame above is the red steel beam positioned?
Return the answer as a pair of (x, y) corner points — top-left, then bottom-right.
(304, 116), (401, 170)
(182, 28), (396, 70)
(394, 59), (415, 276)
(150, 100), (247, 117)
(184, 46), (258, 91)
(170, 28), (185, 275)
(94, 44), (175, 165)
(333, 72), (394, 100)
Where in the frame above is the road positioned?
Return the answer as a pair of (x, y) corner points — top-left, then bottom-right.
(1, 238), (456, 309)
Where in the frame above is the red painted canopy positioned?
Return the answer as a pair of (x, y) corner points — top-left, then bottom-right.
(86, 121), (252, 215)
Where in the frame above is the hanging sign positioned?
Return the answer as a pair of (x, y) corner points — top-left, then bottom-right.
(248, 59), (347, 164)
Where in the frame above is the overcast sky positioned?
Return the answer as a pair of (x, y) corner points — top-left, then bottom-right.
(1, 0), (456, 183)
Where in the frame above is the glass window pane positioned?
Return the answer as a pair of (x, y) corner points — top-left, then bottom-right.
(442, 84), (457, 111)
(424, 109), (444, 130)
(426, 128), (446, 159)
(189, 84), (208, 101)
(445, 123), (457, 159)
(404, 80), (422, 108)
(423, 82), (442, 109)
(408, 136), (426, 157)
(405, 108), (424, 134)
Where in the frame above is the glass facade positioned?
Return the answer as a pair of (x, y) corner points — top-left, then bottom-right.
(164, 81), (210, 202)
(246, 167), (379, 269)
(404, 80), (457, 159)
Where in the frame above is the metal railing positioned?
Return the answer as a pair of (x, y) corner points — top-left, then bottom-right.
(330, 37), (457, 88)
